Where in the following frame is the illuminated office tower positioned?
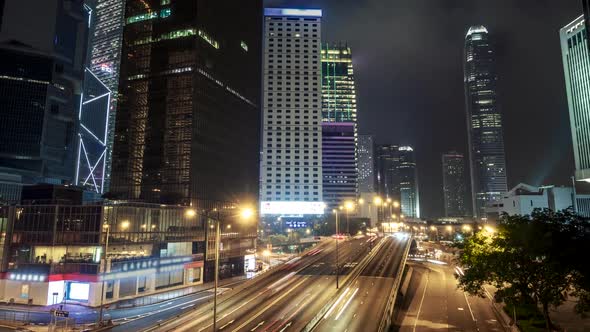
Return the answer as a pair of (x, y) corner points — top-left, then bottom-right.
(561, 16), (590, 182)
(260, 8), (324, 218)
(111, 0), (262, 280)
(321, 43), (356, 122)
(88, 0), (126, 192)
(464, 26), (508, 218)
(376, 144), (400, 201)
(442, 152), (468, 217)
(321, 43), (358, 208)
(358, 135), (376, 193)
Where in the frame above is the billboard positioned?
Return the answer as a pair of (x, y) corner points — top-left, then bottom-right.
(260, 201), (325, 215)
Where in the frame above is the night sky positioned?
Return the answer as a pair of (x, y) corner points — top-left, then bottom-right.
(265, 0), (586, 218)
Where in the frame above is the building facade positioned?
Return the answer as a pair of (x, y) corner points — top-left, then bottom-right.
(320, 43), (358, 209)
(322, 123), (357, 210)
(358, 135), (376, 193)
(464, 26), (508, 219)
(260, 8), (324, 219)
(111, 0), (262, 280)
(485, 183), (590, 219)
(560, 16), (590, 182)
(442, 152), (468, 217)
(376, 144), (400, 201)
(0, 0), (89, 201)
(88, 0), (126, 192)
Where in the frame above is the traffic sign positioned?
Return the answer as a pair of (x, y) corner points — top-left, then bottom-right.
(54, 310), (69, 317)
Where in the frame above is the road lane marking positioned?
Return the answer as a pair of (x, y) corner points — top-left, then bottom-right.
(324, 287), (351, 319)
(278, 321), (292, 332)
(181, 304), (195, 310)
(413, 270), (429, 332)
(250, 321), (265, 331)
(335, 287), (359, 320)
(230, 277), (309, 332)
(463, 291), (476, 322)
(219, 319), (235, 330)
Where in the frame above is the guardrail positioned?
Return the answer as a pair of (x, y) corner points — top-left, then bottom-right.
(302, 237), (387, 332)
(376, 236), (412, 332)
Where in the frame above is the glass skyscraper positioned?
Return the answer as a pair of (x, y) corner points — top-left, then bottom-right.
(442, 152), (468, 217)
(88, 0), (126, 192)
(321, 43), (358, 209)
(464, 26), (508, 219)
(376, 145), (419, 218)
(111, 0), (262, 280)
(561, 16), (590, 182)
(321, 44), (357, 122)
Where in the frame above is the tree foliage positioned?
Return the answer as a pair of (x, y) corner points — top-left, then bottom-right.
(458, 209), (590, 330)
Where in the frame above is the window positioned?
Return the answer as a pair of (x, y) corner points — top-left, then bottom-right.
(240, 41), (249, 52)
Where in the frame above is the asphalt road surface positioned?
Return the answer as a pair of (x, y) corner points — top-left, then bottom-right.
(398, 260), (508, 332)
(314, 235), (409, 332)
(149, 236), (376, 332)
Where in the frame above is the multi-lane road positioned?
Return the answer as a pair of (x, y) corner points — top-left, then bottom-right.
(314, 235), (409, 332)
(133, 236), (377, 332)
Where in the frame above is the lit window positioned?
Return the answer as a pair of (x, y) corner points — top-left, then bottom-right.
(198, 30), (220, 49)
(160, 8), (171, 18)
(240, 41), (249, 52)
(126, 12), (158, 24)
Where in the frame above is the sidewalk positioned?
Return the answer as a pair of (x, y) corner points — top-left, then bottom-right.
(0, 275), (247, 316)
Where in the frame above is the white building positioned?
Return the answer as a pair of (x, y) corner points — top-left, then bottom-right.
(485, 183), (590, 219)
(260, 8), (324, 217)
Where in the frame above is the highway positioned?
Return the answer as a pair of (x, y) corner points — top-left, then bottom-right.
(398, 260), (508, 332)
(314, 235), (410, 332)
(135, 236), (377, 332)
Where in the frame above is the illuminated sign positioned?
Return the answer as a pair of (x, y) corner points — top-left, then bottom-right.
(264, 8), (322, 17)
(260, 201), (325, 215)
(286, 221), (308, 228)
(68, 282), (90, 301)
(9, 273), (46, 282)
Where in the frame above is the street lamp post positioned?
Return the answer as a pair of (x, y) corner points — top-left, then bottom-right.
(97, 223), (110, 326)
(332, 209), (340, 289)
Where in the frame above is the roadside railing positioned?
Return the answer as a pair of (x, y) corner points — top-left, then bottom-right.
(377, 236), (412, 332)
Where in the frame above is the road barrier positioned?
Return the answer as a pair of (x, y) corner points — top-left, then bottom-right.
(376, 236), (412, 332)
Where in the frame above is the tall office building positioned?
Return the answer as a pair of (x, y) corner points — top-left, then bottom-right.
(442, 152), (468, 217)
(358, 135), (376, 193)
(321, 43), (358, 208)
(321, 43), (356, 122)
(398, 146), (419, 218)
(322, 123), (357, 209)
(561, 16), (590, 182)
(376, 144), (400, 201)
(111, 0), (262, 280)
(260, 8), (325, 219)
(464, 26), (508, 219)
(583, 1), (590, 42)
(0, 0), (89, 201)
(88, 0), (126, 192)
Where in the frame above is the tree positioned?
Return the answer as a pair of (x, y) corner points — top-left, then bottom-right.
(458, 209), (590, 330)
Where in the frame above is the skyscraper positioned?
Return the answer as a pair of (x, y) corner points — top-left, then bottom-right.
(561, 16), (590, 182)
(376, 144), (400, 201)
(260, 8), (324, 218)
(88, 0), (126, 192)
(111, 0), (262, 280)
(464, 26), (508, 219)
(442, 152), (468, 217)
(0, 0), (89, 201)
(358, 135), (376, 193)
(322, 123), (357, 210)
(321, 43), (358, 209)
(321, 43), (356, 123)
(398, 146), (419, 218)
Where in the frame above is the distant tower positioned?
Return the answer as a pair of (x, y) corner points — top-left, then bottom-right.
(464, 26), (508, 219)
(398, 146), (419, 218)
(561, 16), (590, 182)
(358, 135), (376, 193)
(442, 152), (468, 217)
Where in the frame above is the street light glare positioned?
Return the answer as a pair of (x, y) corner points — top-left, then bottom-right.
(373, 196), (382, 205)
(344, 201), (354, 211)
(121, 220), (130, 230)
(240, 207), (255, 220)
(185, 209), (196, 218)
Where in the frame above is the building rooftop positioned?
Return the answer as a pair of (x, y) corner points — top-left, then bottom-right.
(264, 8), (322, 17)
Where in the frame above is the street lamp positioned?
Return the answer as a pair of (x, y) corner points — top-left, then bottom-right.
(120, 220), (130, 230)
(97, 223), (110, 326)
(332, 209), (340, 289)
(209, 206), (254, 331)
